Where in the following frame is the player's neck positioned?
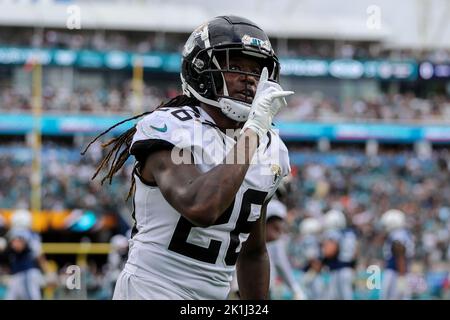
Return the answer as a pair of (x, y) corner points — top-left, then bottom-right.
(200, 103), (243, 132)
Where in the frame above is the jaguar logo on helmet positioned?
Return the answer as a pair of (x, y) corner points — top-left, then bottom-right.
(241, 34), (272, 53)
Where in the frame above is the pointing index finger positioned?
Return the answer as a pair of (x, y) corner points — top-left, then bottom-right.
(269, 91), (294, 100)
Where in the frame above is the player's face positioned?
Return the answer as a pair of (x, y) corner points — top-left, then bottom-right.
(322, 239), (339, 258)
(222, 55), (261, 104)
(10, 238), (26, 252)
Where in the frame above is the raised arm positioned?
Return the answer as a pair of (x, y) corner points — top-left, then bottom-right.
(139, 128), (259, 227)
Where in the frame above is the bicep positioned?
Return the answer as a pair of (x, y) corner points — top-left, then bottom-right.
(139, 147), (201, 210)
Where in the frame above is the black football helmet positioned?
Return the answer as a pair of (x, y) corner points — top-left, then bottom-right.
(180, 15), (280, 122)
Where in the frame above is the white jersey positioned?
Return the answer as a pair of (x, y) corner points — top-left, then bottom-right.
(322, 228), (357, 269)
(381, 229), (415, 299)
(300, 235), (321, 263)
(124, 105), (290, 299)
(338, 229), (357, 263)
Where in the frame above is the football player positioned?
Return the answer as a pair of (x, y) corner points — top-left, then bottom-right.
(101, 234), (129, 299)
(298, 216), (323, 299)
(83, 15), (293, 300)
(4, 209), (46, 300)
(265, 179), (307, 300)
(380, 209), (415, 300)
(321, 209), (358, 300)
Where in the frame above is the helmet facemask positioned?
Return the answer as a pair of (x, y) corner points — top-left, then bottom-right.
(184, 44), (280, 122)
(210, 47), (279, 98)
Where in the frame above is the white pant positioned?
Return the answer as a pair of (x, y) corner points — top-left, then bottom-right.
(325, 268), (354, 300)
(5, 269), (43, 300)
(381, 269), (411, 300)
(302, 271), (324, 300)
(113, 270), (194, 300)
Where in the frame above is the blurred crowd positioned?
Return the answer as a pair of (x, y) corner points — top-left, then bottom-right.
(0, 28), (186, 53)
(275, 147), (450, 299)
(3, 27), (450, 63)
(286, 147), (450, 265)
(0, 83), (178, 115)
(0, 143), (133, 219)
(2, 84), (450, 123)
(278, 92), (450, 123)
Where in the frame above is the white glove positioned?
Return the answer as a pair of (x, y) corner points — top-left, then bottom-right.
(240, 67), (294, 140)
(397, 275), (409, 297)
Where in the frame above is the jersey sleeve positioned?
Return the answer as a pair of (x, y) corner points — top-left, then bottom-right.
(266, 130), (291, 178)
(30, 233), (43, 258)
(278, 137), (291, 178)
(263, 132), (291, 201)
(323, 229), (341, 242)
(130, 108), (196, 163)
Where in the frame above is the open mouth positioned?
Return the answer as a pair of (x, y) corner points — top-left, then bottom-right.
(235, 89), (255, 103)
(235, 93), (254, 103)
(240, 88), (254, 96)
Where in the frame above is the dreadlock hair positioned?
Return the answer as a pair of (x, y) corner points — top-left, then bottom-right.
(81, 94), (198, 200)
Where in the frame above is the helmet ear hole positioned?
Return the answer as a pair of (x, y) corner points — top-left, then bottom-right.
(211, 71), (224, 95)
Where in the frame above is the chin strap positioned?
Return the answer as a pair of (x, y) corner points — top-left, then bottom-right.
(218, 98), (251, 122)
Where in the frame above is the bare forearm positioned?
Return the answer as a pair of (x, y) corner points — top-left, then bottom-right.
(170, 129), (259, 224)
(147, 128), (260, 226)
(236, 250), (270, 300)
(392, 243), (407, 275)
(396, 257), (407, 275)
(37, 255), (48, 273)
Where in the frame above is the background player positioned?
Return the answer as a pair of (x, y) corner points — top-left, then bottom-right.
(321, 209), (358, 300)
(265, 178), (307, 300)
(380, 209), (415, 300)
(297, 216), (323, 300)
(3, 209), (46, 300)
(100, 234), (129, 299)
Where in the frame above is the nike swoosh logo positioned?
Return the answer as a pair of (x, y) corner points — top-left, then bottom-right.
(150, 124), (167, 133)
